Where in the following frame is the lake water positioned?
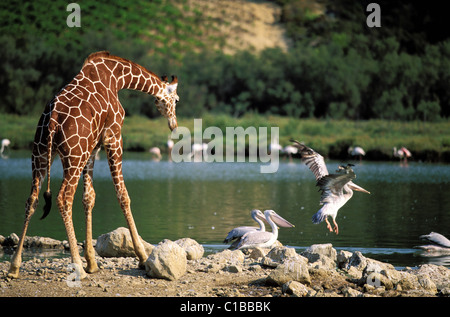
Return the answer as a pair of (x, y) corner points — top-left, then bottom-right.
(1, 150), (450, 269)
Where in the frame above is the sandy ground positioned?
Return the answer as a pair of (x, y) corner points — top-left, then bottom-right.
(1, 247), (447, 317)
(0, 255), (283, 298)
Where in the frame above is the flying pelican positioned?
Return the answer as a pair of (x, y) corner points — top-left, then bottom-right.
(393, 146), (412, 164)
(348, 146), (366, 162)
(417, 232), (450, 253)
(237, 210), (295, 249)
(291, 139), (370, 234)
(223, 209), (267, 249)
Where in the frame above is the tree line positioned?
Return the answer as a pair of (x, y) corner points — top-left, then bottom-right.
(0, 0), (449, 122)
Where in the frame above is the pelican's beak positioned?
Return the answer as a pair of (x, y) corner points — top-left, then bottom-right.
(349, 182), (370, 194)
(270, 212), (295, 228)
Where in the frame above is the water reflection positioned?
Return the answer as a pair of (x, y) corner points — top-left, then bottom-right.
(1, 151), (449, 268)
(417, 251), (450, 267)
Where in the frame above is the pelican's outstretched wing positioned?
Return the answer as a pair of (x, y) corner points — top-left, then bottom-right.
(290, 139), (329, 180)
(316, 171), (356, 204)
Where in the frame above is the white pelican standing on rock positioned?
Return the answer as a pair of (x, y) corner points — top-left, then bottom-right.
(291, 139), (370, 234)
(223, 209), (267, 249)
(237, 210), (295, 250)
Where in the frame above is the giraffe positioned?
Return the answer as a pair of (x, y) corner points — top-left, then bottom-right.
(8, 51), (179, 279)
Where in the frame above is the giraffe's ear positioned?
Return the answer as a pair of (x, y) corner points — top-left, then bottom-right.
(167, 83), (178, 94)
(166, 75), (178, 94)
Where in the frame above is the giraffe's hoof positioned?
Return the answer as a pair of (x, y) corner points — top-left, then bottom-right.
(79, 270), (88, 280)
(85, 266), (100, 274)
(7, 268), (20, 279)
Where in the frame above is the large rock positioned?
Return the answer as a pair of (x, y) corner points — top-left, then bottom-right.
(282, 280), (311, 297)
(24, 236), (65, 249)
(266, 246), (304, 263)
(407, 264), (450, 291)
(344, 250), (442, 294)
(262, 246), (307, 268)
(248, 247), (268, 259)
(336, 250), (353, 269)
(364, 260), (402, 287)
(2, 233), (19, 246)
(346, 251), (368, 271)
(175, 238), (204, 260)
(302, 243), (337, 261)
(145, 239), (187, 281)
(202, 249), (246, 273)
(1, 234), (65, 249)
(345, 251), (400, 289)
(266, 262), (311, 286)
(207, 249), (245, 264)
(301, 243), (337, 270)
(95, 227), (154, 257)
(266, 253), (311, 286)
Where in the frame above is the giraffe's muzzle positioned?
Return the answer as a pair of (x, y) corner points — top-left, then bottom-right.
(168, 117), (178, 132)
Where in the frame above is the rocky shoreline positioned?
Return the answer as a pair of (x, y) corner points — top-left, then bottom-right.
(1, 228), (450, 297)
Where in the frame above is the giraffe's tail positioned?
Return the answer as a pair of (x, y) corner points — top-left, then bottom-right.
(41, 127), (55, 220)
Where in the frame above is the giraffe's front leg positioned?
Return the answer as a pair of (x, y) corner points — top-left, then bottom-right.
(104, 133), (148, 268)
(57, 176), (88, 280)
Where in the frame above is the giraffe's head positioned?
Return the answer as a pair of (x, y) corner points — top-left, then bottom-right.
(155, 76), (179, 131)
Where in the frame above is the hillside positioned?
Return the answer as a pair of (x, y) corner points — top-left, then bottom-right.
(179, 0), (291, 54)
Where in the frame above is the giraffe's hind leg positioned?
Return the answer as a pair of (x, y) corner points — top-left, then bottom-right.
(104, 134), (148, 268)
(82, 147), (100, 274)
(8, 175), (42, 278)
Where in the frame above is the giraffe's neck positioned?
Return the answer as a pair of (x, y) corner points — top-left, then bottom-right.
(116, 60), (165, 97)
(83, 53), (166, 98)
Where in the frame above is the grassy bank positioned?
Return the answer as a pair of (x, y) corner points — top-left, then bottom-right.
(1, 113), (449, 162)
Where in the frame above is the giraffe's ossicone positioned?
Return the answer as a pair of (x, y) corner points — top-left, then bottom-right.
(8, 51), (179, 279)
